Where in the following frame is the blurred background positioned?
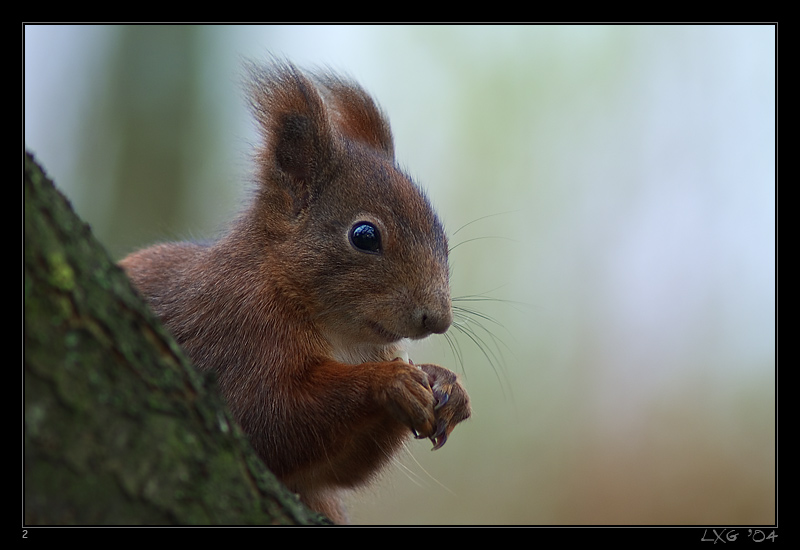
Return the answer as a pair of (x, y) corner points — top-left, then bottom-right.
(24, 25), (775, 525)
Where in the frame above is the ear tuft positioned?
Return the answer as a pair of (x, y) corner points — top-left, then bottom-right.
(245, 60), (333, 186)
(313, 71), (395, 158)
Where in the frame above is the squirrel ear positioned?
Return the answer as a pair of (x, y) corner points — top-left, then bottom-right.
(313, 72), (395, 159)
(246, 61), (334, 187)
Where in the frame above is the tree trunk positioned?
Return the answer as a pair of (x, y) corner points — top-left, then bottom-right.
(23, 151), (328, 526)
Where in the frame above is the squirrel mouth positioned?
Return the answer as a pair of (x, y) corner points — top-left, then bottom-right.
(368, 321), (404, 343)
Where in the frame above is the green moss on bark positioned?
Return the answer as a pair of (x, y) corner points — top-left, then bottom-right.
(24, 151), (328, 525)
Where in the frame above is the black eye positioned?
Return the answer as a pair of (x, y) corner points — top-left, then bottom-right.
(349, 222), (382, 254)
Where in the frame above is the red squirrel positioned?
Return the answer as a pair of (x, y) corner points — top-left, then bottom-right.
(119, 60), (470, 524)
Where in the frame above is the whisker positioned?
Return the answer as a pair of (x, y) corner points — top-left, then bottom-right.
(401, 442), (456, 496)
(453, 290), (537, 316)
(450, 209), (521, 237)
(449, 235), (516, 253)
(448, 314), (513, 400)
(378, 438), (457, 497)
(451, 316), (505, 374)
(440, 330), (466, 376)
(455, 307), (518, 361)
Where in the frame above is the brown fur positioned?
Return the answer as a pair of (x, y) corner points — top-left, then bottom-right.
(119, 61), (470, 524)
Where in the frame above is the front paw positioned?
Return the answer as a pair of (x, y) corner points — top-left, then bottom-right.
(377, 361), (438, 440)
(416, 364), (471, 450)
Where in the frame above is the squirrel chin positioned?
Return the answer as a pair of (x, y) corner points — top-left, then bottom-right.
(324, 330), (411, 366)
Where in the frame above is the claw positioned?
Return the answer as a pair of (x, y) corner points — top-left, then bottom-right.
(411, 428), (426, 440)
(430, 432), (448, 450)
(433, 390), (449, 410)
(429, 420), (448, 450)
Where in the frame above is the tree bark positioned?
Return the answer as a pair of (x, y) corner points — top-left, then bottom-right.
(23, 151), (328, 526)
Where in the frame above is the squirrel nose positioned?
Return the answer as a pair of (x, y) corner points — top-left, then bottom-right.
(419, 304), (452, 336)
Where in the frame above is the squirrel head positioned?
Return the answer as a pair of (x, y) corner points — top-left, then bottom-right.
(241, 61), (451, 359)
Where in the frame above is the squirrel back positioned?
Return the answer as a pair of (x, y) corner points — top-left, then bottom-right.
(120, 61), (470, 523)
